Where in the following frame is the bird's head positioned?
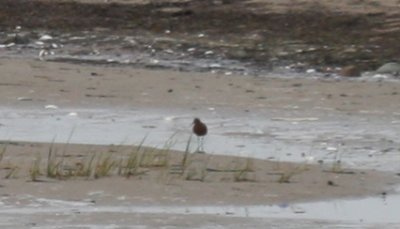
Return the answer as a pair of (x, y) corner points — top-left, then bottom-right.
(193, 118), (201, 125)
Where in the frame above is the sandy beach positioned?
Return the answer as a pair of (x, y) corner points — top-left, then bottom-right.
(0, 57), (399, 228)
(1, 0), (400, 228)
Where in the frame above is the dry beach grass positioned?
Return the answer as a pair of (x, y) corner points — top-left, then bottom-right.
(0, 140), (398, 206)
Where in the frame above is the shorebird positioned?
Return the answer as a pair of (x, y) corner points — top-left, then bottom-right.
(192, 118), (207, 152)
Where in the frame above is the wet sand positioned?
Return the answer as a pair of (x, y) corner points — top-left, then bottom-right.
(1, 0), (400, 227)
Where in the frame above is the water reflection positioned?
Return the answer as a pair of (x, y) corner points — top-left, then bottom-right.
(0, 194), (399, 225)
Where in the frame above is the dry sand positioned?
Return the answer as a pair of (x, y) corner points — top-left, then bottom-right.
(0, 141), (398, 206)
(1, 58), (400, 116)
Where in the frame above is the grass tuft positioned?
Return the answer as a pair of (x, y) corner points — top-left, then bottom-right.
(277, 166), (306, 183)
(71, 153), (96, 178)
(123, 149), (141, 178)
(5, 166), (19, 179)
(30, 154), (42, 182)
(46, 142), (62, 178)
(0, 142), (7, 163)
(94, 153), (116, 179)
(181, 134), (192, 169)
(234, 157), (256, 182)
(277, 170), (295, 183)
(1, 135), (282, 184)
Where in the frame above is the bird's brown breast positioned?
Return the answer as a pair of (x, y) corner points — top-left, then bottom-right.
(193, 121), (207, 136)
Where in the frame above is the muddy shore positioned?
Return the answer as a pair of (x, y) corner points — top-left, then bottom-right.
(1, 0), (400, 228)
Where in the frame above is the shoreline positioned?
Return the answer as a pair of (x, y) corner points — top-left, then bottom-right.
(0, 140), (399, 206)
(0, 58), (399, 173)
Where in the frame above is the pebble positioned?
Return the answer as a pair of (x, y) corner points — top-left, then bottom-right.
(0, 43), (15, 48)
(17, 97), (33, 101)
(39, 35), (53, 41)
(209, 63), (221, 68)
(326, 147), (338, 152)
(376, 62), (400, 75)
(339, 65), (361, 77)
(35, 41), (45, 46)
(45, 105), (59, 109)
(164, 116), (176, 121)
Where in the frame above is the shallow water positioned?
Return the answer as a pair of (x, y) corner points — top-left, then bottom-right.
(0, 192), (399, 228)
(0, 107), (399, 172)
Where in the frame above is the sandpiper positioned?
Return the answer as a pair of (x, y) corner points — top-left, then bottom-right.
(192, 118), (207, 151)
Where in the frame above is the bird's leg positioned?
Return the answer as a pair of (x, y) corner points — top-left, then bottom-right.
(196, 136), (201, 152)
(196, 136), (205, 152)
(199, 136), (204, 152)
